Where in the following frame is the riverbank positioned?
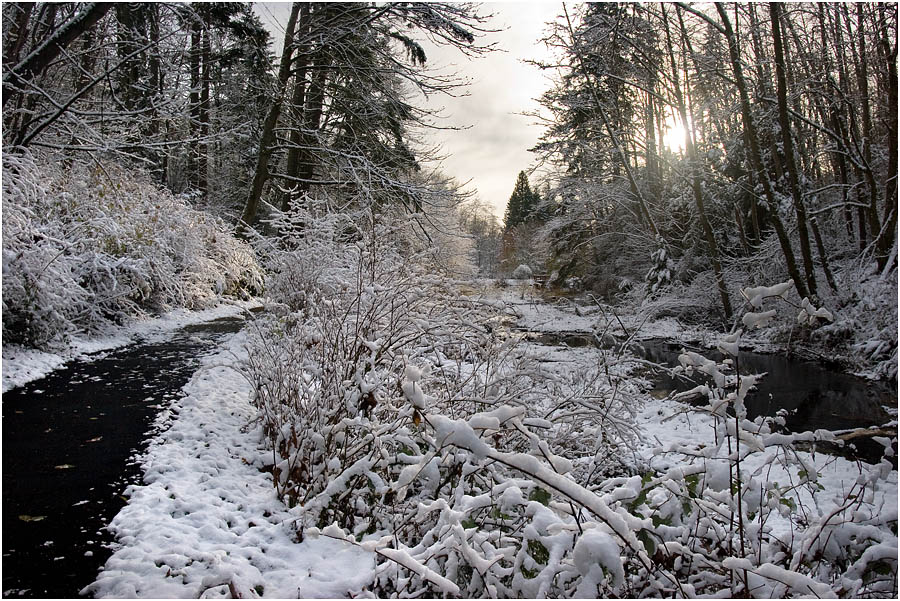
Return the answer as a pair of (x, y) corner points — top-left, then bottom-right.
(84, 329), (374, 598)
(2, 311), (255, 597)
(491, 278), (897, 381)
(86, 290), (897, 597)
(1, 299), (262, 393)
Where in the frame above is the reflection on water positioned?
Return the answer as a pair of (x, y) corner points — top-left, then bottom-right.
(637, 339), (894, 434)
(522, 329), (896, 463)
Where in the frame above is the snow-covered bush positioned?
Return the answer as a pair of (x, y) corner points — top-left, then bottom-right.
(241, 205), (648, 594)
(512, 264), (533, 280)
(244, 212), (897, 598)
(649, 320), (897, 598)
(819, 263), (898, 380)
(2, 151), (262, 347)
(645, 238), (673, 294)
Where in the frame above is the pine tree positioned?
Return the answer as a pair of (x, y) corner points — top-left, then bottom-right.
(504, 171), (540, 229)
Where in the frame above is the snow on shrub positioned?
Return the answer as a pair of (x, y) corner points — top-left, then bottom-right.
(243, 208), (897, 598)
(240, 204), (646, 593)
(512, 264), (533, 280)
(645, 238), (673, 294)
(2, 151), (262, 347)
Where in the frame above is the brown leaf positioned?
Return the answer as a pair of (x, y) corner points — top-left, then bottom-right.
(18, 514), (47, 522)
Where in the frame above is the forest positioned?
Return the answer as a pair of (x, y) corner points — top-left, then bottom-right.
(2, 2), (897, 598)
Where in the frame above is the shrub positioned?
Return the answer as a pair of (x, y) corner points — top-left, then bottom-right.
(2, 151), (263, 347)
(243, 208), (897, 598)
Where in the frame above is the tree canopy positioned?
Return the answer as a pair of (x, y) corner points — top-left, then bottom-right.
(503, 170), (542, 229)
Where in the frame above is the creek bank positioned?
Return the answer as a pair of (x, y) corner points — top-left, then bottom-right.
(2, 315), (249, 598)
(519, 326), (896, 464)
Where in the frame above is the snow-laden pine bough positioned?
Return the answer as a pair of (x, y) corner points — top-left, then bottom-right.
(242, 212), (897, 598)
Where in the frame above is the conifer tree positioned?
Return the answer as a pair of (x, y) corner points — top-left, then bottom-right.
(504, 171), (541, 229)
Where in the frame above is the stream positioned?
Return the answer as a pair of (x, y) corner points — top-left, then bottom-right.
(2, 315), (248, 598)
(523, 330), (896, 463)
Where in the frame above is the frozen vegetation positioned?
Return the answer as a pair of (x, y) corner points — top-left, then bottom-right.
(2, 2), (897, 599)
(82, 215), (897, 598)
(2, 152), (262, 351)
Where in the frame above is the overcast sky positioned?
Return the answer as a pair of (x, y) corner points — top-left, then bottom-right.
(255, 2), (561, 219)
(416, 3), (561, 218)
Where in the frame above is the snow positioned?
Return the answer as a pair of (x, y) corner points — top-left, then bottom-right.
(722, 558), (838, 599)
(377, 548), (460, 596)
(84, 329), (375, 599)
(742, 309), (777, 329)
(741, 279), (795, 308)
(2, 299), (261, 393)
(498, 291), (598, 334)
(512, 264), (533, 280)
(798, 296), (834, 325)
(84, 286), (895, 598)
(572, 528), (624, 588)
(638, 395), (898, 542)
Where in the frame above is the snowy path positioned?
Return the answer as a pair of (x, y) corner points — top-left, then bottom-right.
(84, 330), (374, 599)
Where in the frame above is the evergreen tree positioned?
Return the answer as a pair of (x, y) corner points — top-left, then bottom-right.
(504, 171), (541, 229)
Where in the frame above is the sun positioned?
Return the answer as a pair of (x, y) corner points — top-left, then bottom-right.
(661, 117), (688, 154)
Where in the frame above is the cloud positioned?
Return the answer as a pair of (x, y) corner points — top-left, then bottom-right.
(418, 3), (560, 215)
(255, 2), (561, 217)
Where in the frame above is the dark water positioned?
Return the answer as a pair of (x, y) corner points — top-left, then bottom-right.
(2, 315), (247, 598)
(635, 339), (895, 431)
(636, 339), (896, 462)
(523, 330), (896, 462)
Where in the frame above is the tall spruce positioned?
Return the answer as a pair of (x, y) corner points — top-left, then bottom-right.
(504, 171), (541, 229)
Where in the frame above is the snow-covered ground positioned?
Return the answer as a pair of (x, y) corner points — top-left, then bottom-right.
(86, 290), (896, 598)
(638, 395), (898, 540)
(488, 285), (711, 341)
(84, 329), (374, 599)
(2, 299), (261, 393)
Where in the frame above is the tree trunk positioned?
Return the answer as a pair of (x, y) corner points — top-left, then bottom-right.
(852, 4), (888, 265)
(715, 3), (809, 300)
(3, 3), (34, 69)
(236, 2), (302, 235)
(147, 3), (165, 183)
(114, 3), (141, 110)
(811, 217), (839, 293)
(294, 53), (332, 199)
(189, 16), (201, 192)
(770, 3), (817, 297)
(814, 4), (854, 242)
(876, 5), (898, 270)
(282, 3), (312, 212)
(199, 13), (211, 201)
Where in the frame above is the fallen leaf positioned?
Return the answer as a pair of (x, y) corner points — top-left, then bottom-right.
(85, 436), (102, 443)
(54, 464), (75, 470)
(19, 514), (47, 522)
